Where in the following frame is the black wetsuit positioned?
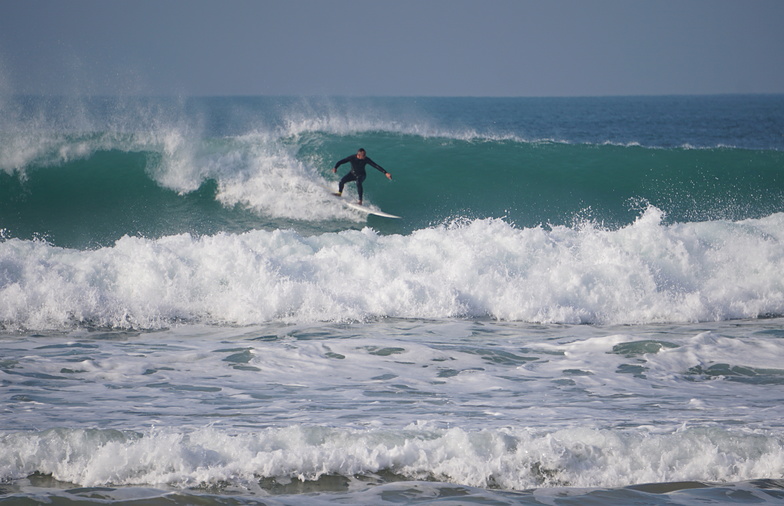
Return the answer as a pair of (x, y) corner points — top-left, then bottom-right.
(334, 154), (388, 202)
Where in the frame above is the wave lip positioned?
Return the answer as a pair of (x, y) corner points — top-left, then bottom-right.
(1, 208), (782, 331)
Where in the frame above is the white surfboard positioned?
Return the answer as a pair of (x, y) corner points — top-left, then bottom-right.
(324, 186), (401, 219)
(342, 200), (401, 219)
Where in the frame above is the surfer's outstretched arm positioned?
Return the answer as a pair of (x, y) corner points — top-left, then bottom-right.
(333, 156), (352, 173)
(366, 157), (392, 180)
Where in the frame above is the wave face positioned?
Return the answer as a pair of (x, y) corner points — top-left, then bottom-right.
(2, 95), (783, 244)
(1, 95), (783, 330)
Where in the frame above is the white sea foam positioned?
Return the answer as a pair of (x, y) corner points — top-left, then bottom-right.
(1, 208), (782, 330)
(1, 425), (782, 490)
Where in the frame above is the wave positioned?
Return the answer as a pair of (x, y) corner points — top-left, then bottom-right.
(0, 144), (366, 248)
(2, 424), (782, 491)
(1, 95), (782, 260)
(2, 127), (783, 249)
(1, 208), (782, 331)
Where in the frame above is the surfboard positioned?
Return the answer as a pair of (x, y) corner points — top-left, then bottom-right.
(342, 199), (401, 219)
(324, 186), (401, 219)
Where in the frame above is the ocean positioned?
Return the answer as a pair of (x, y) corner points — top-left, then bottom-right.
(1, 94), (783, 505)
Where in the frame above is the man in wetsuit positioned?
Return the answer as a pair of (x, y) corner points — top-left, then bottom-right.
(332, 148), (392, 205)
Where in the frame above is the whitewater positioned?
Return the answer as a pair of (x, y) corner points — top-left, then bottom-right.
(1, 95), (784, 504)
(2, 208), (784, 330)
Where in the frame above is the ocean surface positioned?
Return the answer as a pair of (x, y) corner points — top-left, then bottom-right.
(1, 94), (784, 505)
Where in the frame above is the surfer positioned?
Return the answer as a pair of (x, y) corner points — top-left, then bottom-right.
(332, 148), (392, 205)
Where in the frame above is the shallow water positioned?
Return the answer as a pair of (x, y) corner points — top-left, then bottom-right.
(3, 318), (784, 503)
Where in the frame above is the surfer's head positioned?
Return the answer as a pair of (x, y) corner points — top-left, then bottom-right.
(357, 148), (366, 159)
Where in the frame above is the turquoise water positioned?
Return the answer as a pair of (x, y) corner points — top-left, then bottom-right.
(1, 95), (783, 248)
(1, 95), (784, 504)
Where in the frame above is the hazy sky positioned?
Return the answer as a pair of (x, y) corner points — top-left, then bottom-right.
(1, 0), (783, 97)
